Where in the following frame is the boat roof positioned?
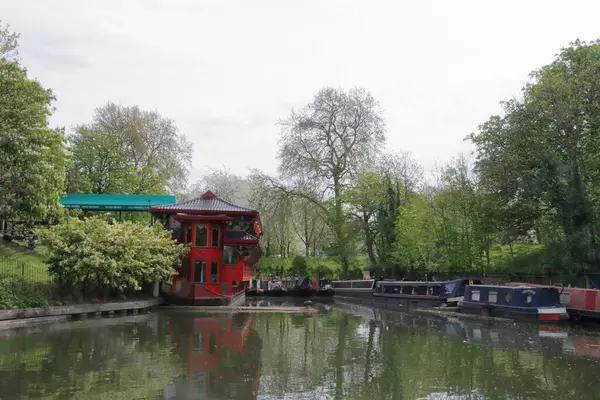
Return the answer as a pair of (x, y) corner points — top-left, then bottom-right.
(469, 284), (542, 289)
(377, 279), (467, 285)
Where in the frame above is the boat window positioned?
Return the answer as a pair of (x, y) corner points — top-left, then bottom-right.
(471, 290), (480, 301)
(526, 294), (533, 304)
(488, 291), (498, 303)
(211, 227), (220, 248)
(223, 245), (239, 265)
(444, 282), (457, 295)
(560, 292), (570, 305)
(402, 286), (413, 295)
(415, 286), (427, 295)
(385, 285), (401, 294)
(431, 286), (441, 296)
(351, 280), (374, 289)
(195, 225), (208, 247)
(194, 260), (206, 283)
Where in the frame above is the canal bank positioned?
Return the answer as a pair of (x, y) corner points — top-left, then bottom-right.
(0, 298), (163, 330)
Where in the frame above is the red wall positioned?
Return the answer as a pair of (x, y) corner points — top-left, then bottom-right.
(172, 220), (256, 298)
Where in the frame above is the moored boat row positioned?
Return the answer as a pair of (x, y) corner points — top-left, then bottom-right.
(330, 277), (593, 323)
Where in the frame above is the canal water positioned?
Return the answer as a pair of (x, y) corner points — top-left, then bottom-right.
(1, 301), (600, 399)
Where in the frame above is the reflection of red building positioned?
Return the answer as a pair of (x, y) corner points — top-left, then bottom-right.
(163, 313), (261, 399)
(150, 191), (263, 305)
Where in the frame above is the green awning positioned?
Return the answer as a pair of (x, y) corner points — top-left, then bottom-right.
(59, 194), (177, 211)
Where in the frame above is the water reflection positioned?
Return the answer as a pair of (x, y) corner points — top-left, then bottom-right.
(0, 304), (599, 399)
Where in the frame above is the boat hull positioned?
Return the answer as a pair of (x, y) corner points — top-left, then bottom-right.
(459, 301), (569, 322)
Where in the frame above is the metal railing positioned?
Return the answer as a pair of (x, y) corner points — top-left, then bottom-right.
(0, 260), (52, 282)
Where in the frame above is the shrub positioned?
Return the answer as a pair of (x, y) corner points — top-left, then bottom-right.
(0, 275), (52, 309)
(290, 255), (308, 276)
(39, 216), (188, 297)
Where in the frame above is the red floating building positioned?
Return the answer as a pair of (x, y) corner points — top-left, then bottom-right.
(150, 191), (263, 306)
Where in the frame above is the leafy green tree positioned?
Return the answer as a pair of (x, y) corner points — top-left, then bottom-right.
(39, 216), (188, 296)
(290, 255), (308, 276)
(68, 102), (192, 195)
(0, 59), (69, 239)
(471, 39), (600, 272)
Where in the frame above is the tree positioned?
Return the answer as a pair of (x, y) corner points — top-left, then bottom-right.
(70, 102), (192, 194)
(67, 127), (135, 194)
(290, 255), (308, 277)
(470, 39), (600, 272)
(0, 20), (19, 62)
(189, 167), (250, 205)
(0, 60), (69, 240)
(276, 87), (386, 275)
(344, 171), (386, 267)
(39, 216), (188, 296)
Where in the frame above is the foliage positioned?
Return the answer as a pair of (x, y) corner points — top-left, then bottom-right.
(0, 20), (19, 62)
(39, 216), (188, 296)
(0, 60), (69, 237)
(289, 255), (308, 276)
(276, 87), (386, 274)
(67, 102), (192, 194)
(0, 275), (52, 309)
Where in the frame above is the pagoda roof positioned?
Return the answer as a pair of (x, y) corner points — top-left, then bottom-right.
(149, 191), (257, 215)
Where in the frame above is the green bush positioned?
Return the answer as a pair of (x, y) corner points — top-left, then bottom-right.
(0, 275), (52, 309)
(39, 216), (188, 297)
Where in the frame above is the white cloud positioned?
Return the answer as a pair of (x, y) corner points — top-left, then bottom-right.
(3, 0), (600, 182)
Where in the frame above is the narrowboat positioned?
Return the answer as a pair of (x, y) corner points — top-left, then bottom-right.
(505, 282), (600, 321)
(372, 279), (481, 309)
(458, 285), (569, 322)
(330, 279), (376, 300)
(315, 283), (335, 298)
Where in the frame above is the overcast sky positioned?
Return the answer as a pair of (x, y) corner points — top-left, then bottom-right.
(3, 0), (600, 184)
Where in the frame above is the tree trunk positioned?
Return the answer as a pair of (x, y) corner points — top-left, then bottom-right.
(333, 176), (349, 276)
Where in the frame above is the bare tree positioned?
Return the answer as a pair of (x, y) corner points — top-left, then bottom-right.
(0, 21), (19, 62)
(190, 167), (250, 206)
(276, 87), (386, 274)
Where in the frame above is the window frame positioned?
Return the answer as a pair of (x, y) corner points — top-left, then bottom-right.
(223, 245), (239, 265)
(211, 226), (220, 248)
(195, 224), (208, 248)
(194, 260), (206, 283)
(210, 260), (219, 284)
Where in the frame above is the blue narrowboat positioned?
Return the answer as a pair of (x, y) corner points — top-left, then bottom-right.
(458, 285), (569, 322)
(373, 279), (482, 309)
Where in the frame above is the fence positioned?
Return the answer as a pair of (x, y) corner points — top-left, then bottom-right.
(0, 260), (53, 283)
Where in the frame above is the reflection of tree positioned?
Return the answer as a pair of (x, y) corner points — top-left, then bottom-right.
(0, 314), (181, 399)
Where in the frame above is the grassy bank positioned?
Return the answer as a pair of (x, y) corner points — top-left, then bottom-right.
(0, 242), (50, 282)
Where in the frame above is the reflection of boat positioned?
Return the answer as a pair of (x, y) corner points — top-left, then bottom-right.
(505, 282), (600, 321)
(373, 279), (482, 309)
(245, 287), (264, 297)
(459, 285), (569, 322)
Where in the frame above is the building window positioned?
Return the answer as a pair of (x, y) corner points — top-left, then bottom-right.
(194, 260), (206, 283)
(210, 261), (218, 284)
(195, 225), (208, 247)
(223, 245), (238, 265)
(471, 290), (480, 301)
(211, 227), (220, 247)
(488, 291), (498, 303)
(184, 224), (192, 244)
(182, 256), (191, 281)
